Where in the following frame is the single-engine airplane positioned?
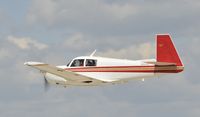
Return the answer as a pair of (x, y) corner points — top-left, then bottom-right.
(24, 34), (184, 87)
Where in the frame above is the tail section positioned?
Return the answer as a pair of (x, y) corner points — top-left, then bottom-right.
(156, 34), (183, 66)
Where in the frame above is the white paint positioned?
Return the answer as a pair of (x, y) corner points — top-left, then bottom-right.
(45, 72), (67, 84)
(67, 56), (155, 67)
(58, 56), (155, 83)
(78, 72), (155, 82)
(24, 61), (45, 66)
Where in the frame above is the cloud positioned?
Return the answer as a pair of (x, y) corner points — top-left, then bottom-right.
(64, 33), (91, 51)
(26, 0), (139, 27)
(189, 38), (200, 57)
(7, 36), (48, 50)
(25, 0), (200, 38)
(0, 48), (11, 60)
(97, 42), (154, 59)
(27, 0), (57, 25)
(104, 3), (138, 20)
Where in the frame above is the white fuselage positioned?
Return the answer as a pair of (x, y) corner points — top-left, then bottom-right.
(56, 56), (157, 83)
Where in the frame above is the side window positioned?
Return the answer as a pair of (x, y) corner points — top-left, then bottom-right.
(71, 59), (84, 67)
(86, 59), (97, 66)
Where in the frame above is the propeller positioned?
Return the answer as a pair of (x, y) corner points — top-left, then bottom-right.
(44, 76), (50, 92)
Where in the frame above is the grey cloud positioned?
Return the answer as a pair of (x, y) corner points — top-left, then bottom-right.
(97, 42), (155, 60)
(64, 33), (91, 51)
(182, 38), (200, 84)
(0, 48), (11, 60)
(26, 0), (200, 38)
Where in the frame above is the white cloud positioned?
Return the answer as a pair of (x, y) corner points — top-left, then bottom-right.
(137, 43), (155, 59)
(97, 42), (154, 60)
(7, 36), (48, 50)
(64, 33), (91, 50)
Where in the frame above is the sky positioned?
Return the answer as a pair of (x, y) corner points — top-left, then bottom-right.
(0, 0), (199, 117)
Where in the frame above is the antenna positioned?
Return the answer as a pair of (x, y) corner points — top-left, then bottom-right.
(90, 50), (97, 57)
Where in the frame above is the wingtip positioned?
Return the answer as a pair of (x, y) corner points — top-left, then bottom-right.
(24, 62), (28, 65)
(24, 61), (45, 66)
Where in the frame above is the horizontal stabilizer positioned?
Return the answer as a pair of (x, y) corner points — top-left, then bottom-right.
(145, 62), (176, 66)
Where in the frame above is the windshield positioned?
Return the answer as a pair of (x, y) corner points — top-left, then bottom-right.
(66, 60), (72, 67)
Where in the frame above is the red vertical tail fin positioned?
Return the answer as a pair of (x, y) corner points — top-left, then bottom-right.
(156, 34), (183, 66)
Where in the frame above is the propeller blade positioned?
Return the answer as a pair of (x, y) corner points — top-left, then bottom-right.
(44, 76), (50, 92)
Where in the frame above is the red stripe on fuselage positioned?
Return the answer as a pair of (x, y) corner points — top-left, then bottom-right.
(65, 66), (183, 73)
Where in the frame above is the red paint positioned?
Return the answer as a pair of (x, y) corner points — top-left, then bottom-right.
(156, 35), (183, 66)
(65, 65), (154, 70)
(65, 66), (183, 73)
(68, 70), (182, 73)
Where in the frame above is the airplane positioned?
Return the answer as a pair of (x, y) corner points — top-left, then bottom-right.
(24, 34), (184, 87)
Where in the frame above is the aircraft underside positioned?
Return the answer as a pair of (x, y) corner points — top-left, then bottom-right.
(44, 72), (156, 86)
(44, 65), (183, 86)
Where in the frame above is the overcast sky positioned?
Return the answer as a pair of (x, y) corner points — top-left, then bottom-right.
(0, 0), (199, 117)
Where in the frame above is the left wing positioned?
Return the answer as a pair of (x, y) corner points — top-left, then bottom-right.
(24, 62), (104, 85)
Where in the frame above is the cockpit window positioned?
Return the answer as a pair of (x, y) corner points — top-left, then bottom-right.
(86, 59), (97, 66)
(71, 59), (84, 67)
(67, 61), (71, 67)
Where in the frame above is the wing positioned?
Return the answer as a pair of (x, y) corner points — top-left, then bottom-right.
(24, 62), (104, 86)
